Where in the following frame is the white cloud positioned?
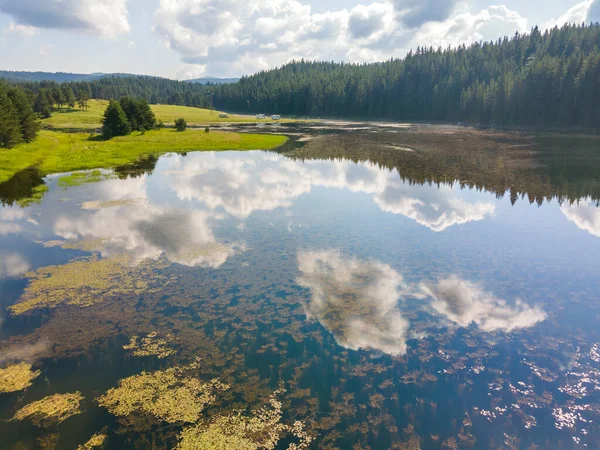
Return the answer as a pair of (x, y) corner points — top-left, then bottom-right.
(0, 0), (130, 38)
(413, 5), (528, 50)
(588, 0), (600, 22)
(39, 45), (52, 56)
(297, 249), (411, 356)
(420, 276), (547, 332)
(394, 0), (459, 28)
(153, 0), (528, 76)
(543, 0), (593, 29)
(561, 199), (600, 237)
(3, 20), (38, 36)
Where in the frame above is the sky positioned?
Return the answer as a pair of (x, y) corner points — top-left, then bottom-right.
(0, 0), (599, 80)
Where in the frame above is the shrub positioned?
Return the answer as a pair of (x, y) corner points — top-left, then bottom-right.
(204, 126), (210, 133)
(175, 118), (187, 132)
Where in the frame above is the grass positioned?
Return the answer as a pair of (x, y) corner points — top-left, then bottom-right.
(42, 99), (296, 130)
(0, 128), (288, 184)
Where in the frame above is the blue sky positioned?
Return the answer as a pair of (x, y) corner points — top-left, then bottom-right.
(0, 0), (597, 79)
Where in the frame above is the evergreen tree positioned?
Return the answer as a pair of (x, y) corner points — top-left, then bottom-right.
(34, 91), (52, 119)
(0, 86), (22, 148)
(77, 90), (90, 110)
(64, 87), (76, 108)
(102, 100), (131, 139)
(8, 87), (39, 142)
(119, 97), (156, 131)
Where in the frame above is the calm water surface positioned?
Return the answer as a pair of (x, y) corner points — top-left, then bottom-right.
(1, 125), (600, 449)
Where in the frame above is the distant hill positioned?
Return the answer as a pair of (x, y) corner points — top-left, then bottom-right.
(0, 71), (144, 83)
(185, 77), (239, 85)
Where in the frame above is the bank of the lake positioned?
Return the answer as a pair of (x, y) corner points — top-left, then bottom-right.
(42, 100), (299, 131)
(0, 128), (288, 184)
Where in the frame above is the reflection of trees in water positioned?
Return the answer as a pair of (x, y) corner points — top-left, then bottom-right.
(285, 129), (600, 205)
(0, 167), (45, 207)
(114, 155), (159, 179)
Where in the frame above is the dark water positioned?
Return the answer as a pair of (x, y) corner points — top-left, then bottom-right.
(1, 124), (600, 449)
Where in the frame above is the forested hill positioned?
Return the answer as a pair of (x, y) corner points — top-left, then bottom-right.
(213, 23), (600, 130)
(0, 71), (111, 83)
(14, 76), (214, 109)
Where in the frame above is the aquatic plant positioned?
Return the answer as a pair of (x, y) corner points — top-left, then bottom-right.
(37, 433), (60, 450)
(176, 389), (312, 450)
(9, 255), (171, 315)
(0, 362), (41, 393)
(58, 170), (115, 187)
(77, 431), (108, 450)
(123, 332), (176, 358)
(16, 184), (48, 208)
(97, 361), (229, 423)
(11, 392), (84, 427)
(81, 198), (141, 210)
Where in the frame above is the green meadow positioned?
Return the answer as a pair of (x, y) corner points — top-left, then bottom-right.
(42, 100), (294, 131)
(0, 128), (288, 184)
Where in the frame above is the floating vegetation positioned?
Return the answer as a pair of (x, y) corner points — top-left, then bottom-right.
(77, 430), (108, 450)
(123, 332), (176, 358)
(0, 362), (41, 393)
(81, 198), (141, 210)
(176, 389), (312, 450)
(37, 433), (60, 450)
(17, 184), (48, 208)
(9, 255), (172, 315)
(11, 392), (84, 427)
(97, 361), (229, 423)
(58, 170), (115, 188)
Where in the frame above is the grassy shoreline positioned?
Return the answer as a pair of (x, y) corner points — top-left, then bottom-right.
(42, 100), (298, 131)
(0, 128), (288, 184)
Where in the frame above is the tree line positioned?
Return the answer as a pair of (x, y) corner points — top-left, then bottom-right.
(14, 76), (213, 111)
(212, 23), (600, 130)
(0, 81), (39, 148)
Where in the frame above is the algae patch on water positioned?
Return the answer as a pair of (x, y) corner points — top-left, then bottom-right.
(176, 390), (312, 450)
(81, 198), (141, 210)
(10, 255), (173, 315)
(0, 362), (41, 393)
(77, 431), (108, 450)
(97, 361), (229, 423)
(11, 392), (84, 426)
(123, 332), (176, 359)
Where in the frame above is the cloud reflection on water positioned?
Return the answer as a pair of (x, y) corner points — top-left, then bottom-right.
(420, 276), (547, 332)
(297, 249), (411, 356)
(297, 250), (547, 355)
(167, 152), (496, 231)
(52, 176), (242, 268)
(561, 199), (600, 238)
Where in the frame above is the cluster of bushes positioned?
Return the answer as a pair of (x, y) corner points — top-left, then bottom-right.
(0, 82), (39, 148)
(101, 98), (157, 139)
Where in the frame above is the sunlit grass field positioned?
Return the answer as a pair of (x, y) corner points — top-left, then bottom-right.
(42, 100), (293, 130)
(0, 129), (288, 184)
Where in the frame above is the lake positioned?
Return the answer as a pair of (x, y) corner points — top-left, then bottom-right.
(1, 123), (600, 449)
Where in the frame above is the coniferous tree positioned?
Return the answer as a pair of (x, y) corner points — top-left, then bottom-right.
(64, 87), (76, 108)
(102, 100), (131, 139)
(0, 86), (23, 148)
(33, 91), (52, 119)
(8, 87), (39, 142)
(119, 97), (156, 131)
